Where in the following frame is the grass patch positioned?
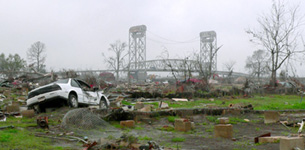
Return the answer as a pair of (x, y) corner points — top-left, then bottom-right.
(134, 126), (144, 130)
(229, 117), (247, 124)
(168, 116), (180, 123)
(161, 95), (304, 110)
(122, 100), (133, 106)
(0, 128), (63, 149)
(205, 126), (214, 132)
(206, 116), (218, 123)
(171, 137), (185, 142)
(138, 136), (153, 141)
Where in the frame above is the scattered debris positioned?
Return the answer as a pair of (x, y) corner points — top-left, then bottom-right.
(0, 125), (14, 130)
(172, 98), (188, 102)
(37, 116), (49, 129)
(254, 133), (271, 144)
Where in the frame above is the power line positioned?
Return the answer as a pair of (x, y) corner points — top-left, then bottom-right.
(147, 30), (199, 44)
(147, 37), (199, 45)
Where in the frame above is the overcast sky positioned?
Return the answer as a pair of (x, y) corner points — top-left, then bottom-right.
(0, 0), (304, 75)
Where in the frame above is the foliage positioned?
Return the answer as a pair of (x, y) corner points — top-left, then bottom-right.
(245, 50), (269, 81)
(0, 53), (26, 78)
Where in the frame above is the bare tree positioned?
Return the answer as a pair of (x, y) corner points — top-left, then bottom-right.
(102, 40), (127, 81)
(245, 50), (269, 83)
(27, 41), (46, 73)
(194, 44), (222, 90)
(246, 0), (304, 86)
(223, 60), (236, 84)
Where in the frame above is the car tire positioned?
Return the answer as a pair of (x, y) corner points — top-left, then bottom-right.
(68, 94), (78, 108)
(99, 97), (108, 109)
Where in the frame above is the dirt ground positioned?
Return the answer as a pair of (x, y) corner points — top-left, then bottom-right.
(35, 107), (305, 150)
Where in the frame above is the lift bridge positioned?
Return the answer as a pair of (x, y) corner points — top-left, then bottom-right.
(75, 25), (248, 78)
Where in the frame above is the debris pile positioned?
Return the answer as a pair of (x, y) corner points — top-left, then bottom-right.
(61, 108), (111, 130)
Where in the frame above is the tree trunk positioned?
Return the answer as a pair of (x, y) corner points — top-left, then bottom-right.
(270, 70), (277, 87)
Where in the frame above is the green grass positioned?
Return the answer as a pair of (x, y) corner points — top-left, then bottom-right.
(229, 117), (248, 124)
(168, 116), (180, 122)
(122, 100), (133, 106)
(206, 116), (218, 123)
(138, 136), (153, 141)
(0, 117), (65, 150)
(171, 137), (185, 142)
(163, 95), (304, 110)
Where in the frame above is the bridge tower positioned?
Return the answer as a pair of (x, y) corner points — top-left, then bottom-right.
(129, 25), (147, 80)
(200, 31), (217, 71)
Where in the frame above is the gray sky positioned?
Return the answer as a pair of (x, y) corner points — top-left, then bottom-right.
(0, 0), (304, 75)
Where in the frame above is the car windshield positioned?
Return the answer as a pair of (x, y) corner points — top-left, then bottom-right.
(55, 79), (69, 84)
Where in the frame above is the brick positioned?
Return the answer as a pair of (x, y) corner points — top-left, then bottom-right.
(218, 117), (229, 124)
(214, 124), (233, 139)
(174, 118), (191, 132)
(120, 120), (135, 128)
(264, 111), (280, 124)
(280, 137), (304, 150)
(259, 136), (285, 144)
(135, 102), (144, 110)
(21, 110), (35, 118)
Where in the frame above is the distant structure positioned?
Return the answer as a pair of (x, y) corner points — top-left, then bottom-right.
(128, 25), (147, 80)
(200, 31), (217, 71)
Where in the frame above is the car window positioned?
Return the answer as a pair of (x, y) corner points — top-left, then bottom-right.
(71, 79), (80, 88)
(76, 79), (91, 89)
(56, 79), (69, 84)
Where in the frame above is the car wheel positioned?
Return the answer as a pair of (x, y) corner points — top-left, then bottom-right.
(69, 94), (78, 108)
(99, 97), (108, 109)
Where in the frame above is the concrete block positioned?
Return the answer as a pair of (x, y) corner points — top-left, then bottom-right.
(280, 137), (304, 150)
(214, 124), (233, 139)
(159, 101), (169, 109)
(259, 136), (285, 144)
(175, 118), (191, 132)
(264, 111), (280, 124)
(218, 117), (229, 124)
(139, 105), (152, 112)
(135, 102), (144, 110)
(120, 120), (135, 128)
(21, 110), (35, 118)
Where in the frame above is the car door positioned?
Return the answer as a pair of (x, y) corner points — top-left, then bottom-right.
(70, 79), (85, 103)
(75, 79), (94, 104)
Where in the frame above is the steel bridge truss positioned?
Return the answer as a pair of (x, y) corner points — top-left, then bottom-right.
(200, 31), (217, 72)
(129, 25), (147, 70)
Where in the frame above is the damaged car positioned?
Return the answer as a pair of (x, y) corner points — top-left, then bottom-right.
(26, 78), (110, 112)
